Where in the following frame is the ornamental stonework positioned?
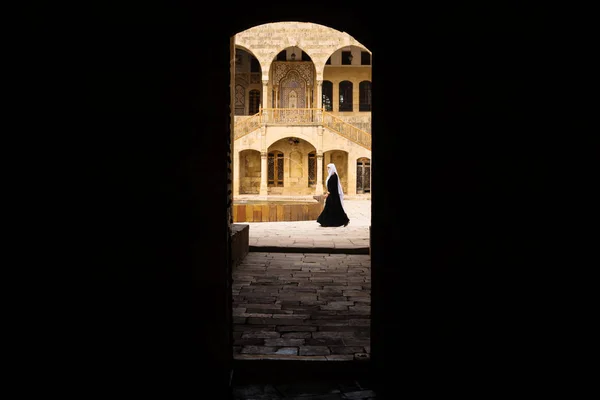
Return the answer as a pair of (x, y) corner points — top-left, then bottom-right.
(235, 22), (371, 81)
(272, 62), (314, 86)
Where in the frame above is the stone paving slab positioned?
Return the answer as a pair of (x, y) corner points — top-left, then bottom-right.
(232, 380), (377, 399)
(240, 199), (371, 253)
(233, 252), (371, 362)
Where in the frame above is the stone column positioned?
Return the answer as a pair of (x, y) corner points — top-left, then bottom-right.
(317, 126), (324, 153)
(261, 80), (268, 112)
(316, 153), (324, 195)
(354, 83), (360, 113)
(260, 125), (267, 149)
(315, 126), (324, 195)
(347, 156), (357, 195)
(316, 80), (323, 109)
(260, 151), (268, 197)
(332, 81), (338, 112)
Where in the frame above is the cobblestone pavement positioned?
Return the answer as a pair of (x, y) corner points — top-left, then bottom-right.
(232, 252), (371, 362)
(239, 198), (371, 253)
(232, 380), (376, 399)
(231, 198), (374, 397)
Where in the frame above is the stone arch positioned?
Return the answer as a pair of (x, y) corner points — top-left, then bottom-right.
(234, 21), (371, 81)
(265, 132), (317, 150)
(234, 46), (263, 115)
(234, 46), (263, 75)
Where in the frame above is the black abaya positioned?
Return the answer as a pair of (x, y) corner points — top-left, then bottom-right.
(316, 173), (350, 227)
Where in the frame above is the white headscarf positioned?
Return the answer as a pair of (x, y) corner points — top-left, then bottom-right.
(325, 163), (346, 212)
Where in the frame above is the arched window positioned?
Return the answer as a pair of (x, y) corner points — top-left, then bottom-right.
(249, 89), (260, 114)
(356, 157), (371, 193)
(322, 81), (333, 111)
(339, 81), (353, 112)
(268, 151), (284, 187)
(359, 81), (372, 112)
(308, 152), (316, 186)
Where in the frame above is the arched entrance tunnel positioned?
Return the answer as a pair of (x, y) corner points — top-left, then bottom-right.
(86, 4), (552, 398)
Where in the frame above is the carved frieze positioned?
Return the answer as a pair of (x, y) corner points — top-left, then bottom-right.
(272, 62), (314, 86)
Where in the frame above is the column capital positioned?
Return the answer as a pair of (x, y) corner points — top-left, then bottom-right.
(317, 79), (323, 85)
(316, 153), (323, 158)
(262, 80), (269, 86)
(261, 152), (268, 158)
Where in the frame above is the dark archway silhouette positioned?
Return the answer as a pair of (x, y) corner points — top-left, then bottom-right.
(84, 3), (553, 398)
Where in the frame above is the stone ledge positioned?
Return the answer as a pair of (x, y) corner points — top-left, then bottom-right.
(249, 246), (369, 254)
(234, 354), (357, 361)
(232, 224), (249, 268)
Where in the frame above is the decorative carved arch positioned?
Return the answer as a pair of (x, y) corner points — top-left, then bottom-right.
(272, 62), (314, 86)
(279, 70), (306, 108)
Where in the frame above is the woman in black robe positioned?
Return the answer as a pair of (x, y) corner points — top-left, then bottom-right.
(317, 163), (350, 227)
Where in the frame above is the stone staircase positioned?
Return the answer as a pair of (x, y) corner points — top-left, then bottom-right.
(233, 109), (371, 151)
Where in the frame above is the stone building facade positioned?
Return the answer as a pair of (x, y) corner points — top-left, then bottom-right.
(233, 22), (372, 197)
